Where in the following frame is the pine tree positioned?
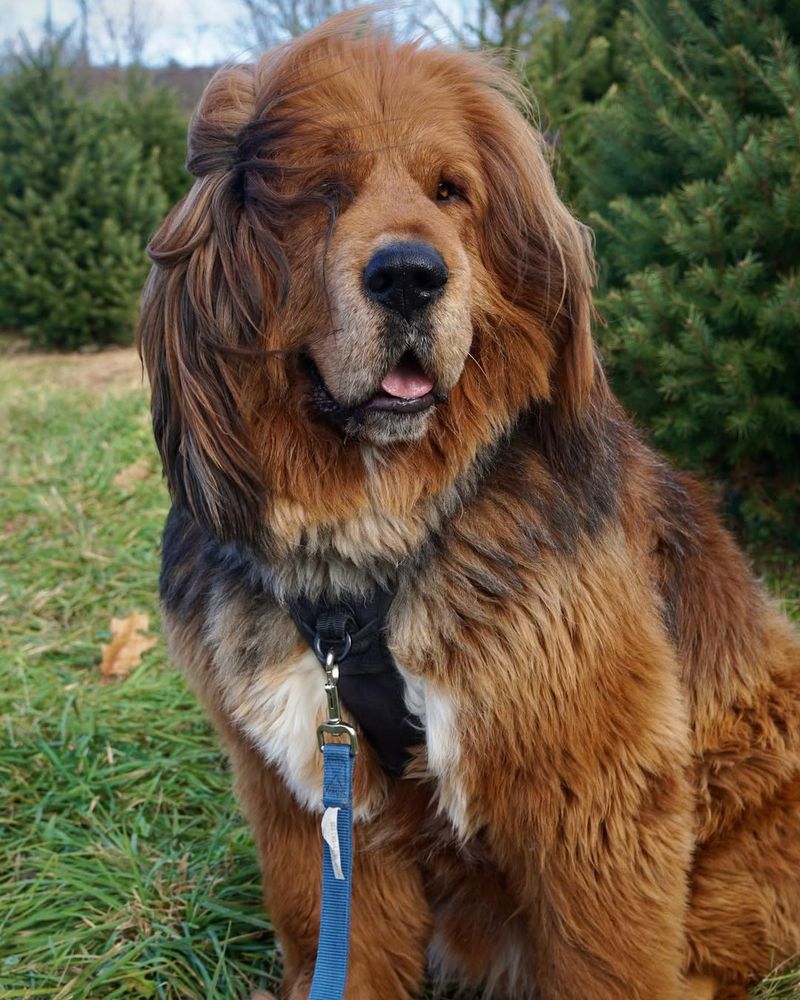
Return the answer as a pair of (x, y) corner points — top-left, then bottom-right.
(102, 71), (191, 206)
(473, 0), (629, 203)
(517, 0), (630, 204)
(582, 0), (800, 539)
(0, 42), (167, 349)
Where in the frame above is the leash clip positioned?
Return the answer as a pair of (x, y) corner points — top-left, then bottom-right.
(317, 649), (359, 756)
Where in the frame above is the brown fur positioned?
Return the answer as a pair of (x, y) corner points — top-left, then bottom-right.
(138, 13), (800, 999)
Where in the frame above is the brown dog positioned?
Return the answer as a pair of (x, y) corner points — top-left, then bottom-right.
(137, 14), (800, 1000)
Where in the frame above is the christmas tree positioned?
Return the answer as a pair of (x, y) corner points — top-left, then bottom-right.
(0, 41), (168, 349)
(582, 0), (800, 538)
(472, 0), (629, 203)
(102, 71), (191, 206)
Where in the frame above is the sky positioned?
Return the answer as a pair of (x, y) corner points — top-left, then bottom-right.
(3, 0), (469, 67)
(4, 0), (253, 65)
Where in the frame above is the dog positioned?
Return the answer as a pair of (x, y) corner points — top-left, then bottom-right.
(137, 13), (800, 1000)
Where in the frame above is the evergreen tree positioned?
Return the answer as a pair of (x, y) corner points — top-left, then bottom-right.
(517, 0), (630, 204)
(472, 0), (629, 202)
(102, 71), (191, 206)
(0, 41), (167, 349)
(583, 0), (800, 539)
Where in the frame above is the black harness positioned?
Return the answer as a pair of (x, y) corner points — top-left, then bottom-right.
(287, 590), (423, 776)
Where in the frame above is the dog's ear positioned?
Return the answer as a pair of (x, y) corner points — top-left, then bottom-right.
(468, 69), (598, 415)
(137, 64), (289, 541)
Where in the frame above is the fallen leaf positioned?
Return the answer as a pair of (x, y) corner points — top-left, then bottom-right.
(112, 457), (152, 489)
(100, 612), (157, 679)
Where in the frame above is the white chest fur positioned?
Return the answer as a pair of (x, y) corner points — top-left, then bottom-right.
(399, 668), (472, 839)
(221, 647), (329, 812)
(216, 647), (386, 820)
(215, 638), (468, 832)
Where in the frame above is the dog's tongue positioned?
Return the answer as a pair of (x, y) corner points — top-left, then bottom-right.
(380, 358), (434, 400)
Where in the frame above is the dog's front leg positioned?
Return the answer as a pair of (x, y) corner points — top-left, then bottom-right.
(227, 730), (430, 999)
(526, 765), (693, 1000)
(414, 579), (695, 999)
(470, 720), (695, 1000)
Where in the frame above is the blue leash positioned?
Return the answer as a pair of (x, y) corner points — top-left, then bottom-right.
(308, 743), (355, 999)
(309, 650), (359, 1000)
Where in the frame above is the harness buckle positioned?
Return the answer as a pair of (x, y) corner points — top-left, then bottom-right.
(317, 650), (359, 755)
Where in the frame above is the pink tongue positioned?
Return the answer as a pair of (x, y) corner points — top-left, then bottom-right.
(380, 361), (434, 400)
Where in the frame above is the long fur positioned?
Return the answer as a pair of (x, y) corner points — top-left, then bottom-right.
(138, 14), (800, 1000)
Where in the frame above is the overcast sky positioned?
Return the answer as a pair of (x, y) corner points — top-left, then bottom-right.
(3, 0), (469, 66)
(4, 0), (253, 65)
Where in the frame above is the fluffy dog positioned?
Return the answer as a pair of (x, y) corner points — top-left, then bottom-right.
(138, 14), (800, 1000)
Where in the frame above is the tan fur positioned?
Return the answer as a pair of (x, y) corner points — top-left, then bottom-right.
(138, 13), (800, 999)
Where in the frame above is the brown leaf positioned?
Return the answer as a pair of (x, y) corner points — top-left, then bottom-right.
(100, 612), (157, 679)
(112, 457), (152, 490)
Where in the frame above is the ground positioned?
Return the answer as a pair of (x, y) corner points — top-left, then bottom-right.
(1, 343), (798, 999)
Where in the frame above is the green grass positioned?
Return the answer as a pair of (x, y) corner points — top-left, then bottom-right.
(1, 356), (798, 999)
(1, 376), (278, 998)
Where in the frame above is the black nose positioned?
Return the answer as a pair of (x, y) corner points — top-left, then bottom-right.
(363, 241), (448, 320)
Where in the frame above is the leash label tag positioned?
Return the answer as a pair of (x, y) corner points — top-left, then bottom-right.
(321, 806), (345, 881)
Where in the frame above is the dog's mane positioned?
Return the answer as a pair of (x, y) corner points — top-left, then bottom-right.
(137, 12), (602, 559)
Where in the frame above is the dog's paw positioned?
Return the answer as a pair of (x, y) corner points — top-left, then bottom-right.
(249, 992), (277, 1000)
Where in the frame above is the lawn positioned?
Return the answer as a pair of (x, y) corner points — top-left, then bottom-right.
(1, 346), (798, 999)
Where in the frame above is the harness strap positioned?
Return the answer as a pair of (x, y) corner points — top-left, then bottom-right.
(287, 593), (423, 776)
(308, 742), (354, 1000)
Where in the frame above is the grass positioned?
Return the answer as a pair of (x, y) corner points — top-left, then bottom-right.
(0, 360), (279, 998)
(1, 348), (798, 999)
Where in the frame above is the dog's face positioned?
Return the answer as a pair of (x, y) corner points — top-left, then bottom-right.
(243, 36), (509, 450)
(283, 67), (486, 447)
(139, 15), (597, 541)
(300, 144), (475, 448)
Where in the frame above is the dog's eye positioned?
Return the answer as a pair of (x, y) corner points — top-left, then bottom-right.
(436, 180), (457, 203)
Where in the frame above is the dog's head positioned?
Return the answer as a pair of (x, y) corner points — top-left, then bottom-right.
(138, 13), (597, 543)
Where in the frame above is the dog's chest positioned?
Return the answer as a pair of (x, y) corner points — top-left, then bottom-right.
(218, 634), (468, 832)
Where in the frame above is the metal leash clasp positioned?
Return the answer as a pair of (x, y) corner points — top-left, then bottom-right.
(316, 643), (359, 756)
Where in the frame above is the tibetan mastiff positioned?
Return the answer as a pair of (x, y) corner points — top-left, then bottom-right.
(138, 13), (800, 1000)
